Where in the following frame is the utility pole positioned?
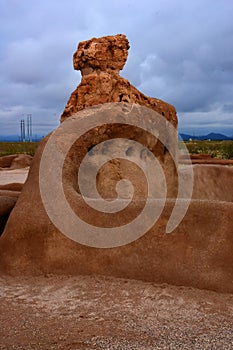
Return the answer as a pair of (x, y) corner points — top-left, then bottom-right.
(20, 119), (25, 142)
(20, 120), (23, 142)
(22, 119), (25, 142)
(30, 114), (32, 141)
(27, 114), (32, 142)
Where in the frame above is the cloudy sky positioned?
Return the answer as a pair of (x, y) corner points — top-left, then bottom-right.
(0, 0), (233, 138)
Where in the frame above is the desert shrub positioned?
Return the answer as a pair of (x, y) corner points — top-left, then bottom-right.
(0, 142), (38, 157)
(179, 141), (233, 159)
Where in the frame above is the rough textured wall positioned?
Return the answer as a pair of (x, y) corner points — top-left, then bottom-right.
(0, 135), (232, 293)
(60, 34), (177, 128)
(60, 34), (178, 198)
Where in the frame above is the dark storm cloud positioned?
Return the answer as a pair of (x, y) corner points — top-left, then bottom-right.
(222, 104), (233, 113)
(0, 0), (232, 136)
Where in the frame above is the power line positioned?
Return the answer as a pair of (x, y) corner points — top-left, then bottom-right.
(20, 119), (25, 142)
(27, 114), (32, 142)
(20, 115), (33, 142)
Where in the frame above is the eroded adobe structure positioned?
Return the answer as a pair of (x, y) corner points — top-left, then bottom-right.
(60, 34), (178, 199)
(0, 35), (233, 294)
(61, 34), (177, 125)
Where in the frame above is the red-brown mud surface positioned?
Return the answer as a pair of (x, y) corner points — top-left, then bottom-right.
(1, 275), (233, 349)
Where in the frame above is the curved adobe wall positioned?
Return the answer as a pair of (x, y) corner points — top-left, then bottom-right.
(0, 134), (232, 293)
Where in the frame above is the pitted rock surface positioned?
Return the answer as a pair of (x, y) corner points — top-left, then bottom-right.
(60, 34), (177, 127)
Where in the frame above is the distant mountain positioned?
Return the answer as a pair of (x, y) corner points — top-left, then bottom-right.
(0, 135), (43, 142)
(203, 133), (233, 140)
(1, 133), (232, 142)
(179, 133), (233, 141)
(0, 135), (20, 142)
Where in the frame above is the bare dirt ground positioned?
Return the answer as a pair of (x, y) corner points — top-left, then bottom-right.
(0, 275), (233, 349)
(0, 169), (29, 186)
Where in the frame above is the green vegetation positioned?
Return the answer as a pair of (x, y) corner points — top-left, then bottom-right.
(179, 140), (233, 159)
(0, 142), (38, 157)
(0, 140), (233, 159)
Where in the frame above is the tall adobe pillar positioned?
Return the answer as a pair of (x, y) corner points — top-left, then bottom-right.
(61, 34), (178, 198)
(60, 34), (177, 127)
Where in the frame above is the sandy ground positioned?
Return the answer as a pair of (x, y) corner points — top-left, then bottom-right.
(0, 275), (233, 350)
(0, 168), (29, 185)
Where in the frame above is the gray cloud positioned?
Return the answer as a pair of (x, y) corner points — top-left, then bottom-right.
(0, 0), (233, 137)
